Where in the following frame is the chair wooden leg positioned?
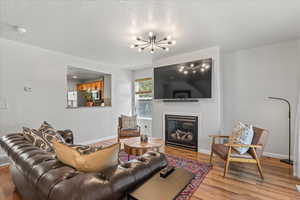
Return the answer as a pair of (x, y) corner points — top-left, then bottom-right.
(251, 147), (264, 179)
(224, 146), (232, 177)
(224, 159), (230, 177)
(256, 160), (264, 179)
(209, 151), (214, 165)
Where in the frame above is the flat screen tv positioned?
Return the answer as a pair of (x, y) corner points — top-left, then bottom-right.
(154, 58), (212, 99)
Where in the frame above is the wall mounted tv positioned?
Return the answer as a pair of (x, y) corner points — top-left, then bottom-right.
(154, 58), (212, 100)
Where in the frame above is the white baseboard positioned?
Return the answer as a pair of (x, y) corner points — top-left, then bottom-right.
(80, 135), (117, 145)
(198, 148), (210, 155)
(263, 152), (289, 159)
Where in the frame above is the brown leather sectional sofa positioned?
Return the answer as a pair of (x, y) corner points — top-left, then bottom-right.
(0, 133), (168, 200)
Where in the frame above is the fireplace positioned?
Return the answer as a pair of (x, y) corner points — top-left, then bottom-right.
(165, 114), (198, 151)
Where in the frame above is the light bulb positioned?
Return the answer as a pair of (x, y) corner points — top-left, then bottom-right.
(180, 66), (185, 69)
(192, 70), (196, 74)
(167, 35), (172, 40)
(205, 64), (210, 69)
(130, 44), (135, 48)
(149, 32), (154, 37)
(171, 40), (176, 45)
(179, 68), (184, 72)
(138, 48), (142, 52)
(190, 63), (194, 67)
(184, 70), (188, 75)
(200, 68), (205, 72)
(72, 75), (78, 79)
(150, 49), (154, 54)
(165, 47), (169, 51)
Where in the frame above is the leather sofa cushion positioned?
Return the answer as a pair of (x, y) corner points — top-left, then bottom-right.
(53, 140), (120, 172)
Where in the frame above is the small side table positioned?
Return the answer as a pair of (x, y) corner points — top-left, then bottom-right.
(123, 137), (163, 160)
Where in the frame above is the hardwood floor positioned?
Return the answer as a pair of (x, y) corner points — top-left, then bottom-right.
(1, 138), (300, 200)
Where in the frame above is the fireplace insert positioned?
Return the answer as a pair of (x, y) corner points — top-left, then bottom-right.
(165, 115), (198, 151)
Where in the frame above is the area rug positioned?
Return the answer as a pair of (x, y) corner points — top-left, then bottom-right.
(119, 151), (211, 200)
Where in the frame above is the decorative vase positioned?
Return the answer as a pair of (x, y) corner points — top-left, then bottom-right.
(86, 102), (93, 107)
(140, 134), (148, 143)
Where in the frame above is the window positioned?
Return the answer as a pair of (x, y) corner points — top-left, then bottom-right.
(135, 78), (152, 118)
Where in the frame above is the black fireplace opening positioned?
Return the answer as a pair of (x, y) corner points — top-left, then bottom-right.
(165, 115), (198, 151)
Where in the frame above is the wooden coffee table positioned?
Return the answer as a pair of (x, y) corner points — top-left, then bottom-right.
(123, 137), (163, 160)
(128, 167), (195, 200)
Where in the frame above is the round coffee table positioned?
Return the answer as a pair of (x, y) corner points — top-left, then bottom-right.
(123, 137), (163, 160)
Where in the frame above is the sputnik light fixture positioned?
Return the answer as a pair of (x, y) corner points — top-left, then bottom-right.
(130, 31), (176, 54)
(178, 62), (211, 75)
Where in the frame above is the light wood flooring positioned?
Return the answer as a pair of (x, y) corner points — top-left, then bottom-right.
(0, 138), (300, 200)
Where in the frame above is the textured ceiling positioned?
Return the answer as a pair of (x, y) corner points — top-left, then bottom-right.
(1, 0), (300, 69)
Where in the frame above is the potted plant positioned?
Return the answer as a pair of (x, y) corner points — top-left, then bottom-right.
(83, 91), (93, 106)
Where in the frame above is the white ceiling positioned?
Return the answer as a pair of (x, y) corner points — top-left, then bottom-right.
(1, 0), (300, 69)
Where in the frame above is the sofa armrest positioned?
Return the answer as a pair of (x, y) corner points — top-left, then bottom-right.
(57, 129), (74, 144)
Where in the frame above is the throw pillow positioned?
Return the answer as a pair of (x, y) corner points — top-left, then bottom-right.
(121, 115), (137, 129)
(23, 127), (35, 143)
(68, 144), (103, 155)
(38, 121), (66, 144)
(52, 140), (120, 172)
(22, 127), (53, 152)
(230, 122), (254, 154)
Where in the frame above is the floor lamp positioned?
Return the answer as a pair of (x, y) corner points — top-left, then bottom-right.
(268, 97), (293, 165)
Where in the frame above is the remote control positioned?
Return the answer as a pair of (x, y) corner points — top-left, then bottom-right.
(160, 166), (175, 178)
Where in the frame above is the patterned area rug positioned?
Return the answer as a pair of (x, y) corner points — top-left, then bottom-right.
(119, 151), (211, 200)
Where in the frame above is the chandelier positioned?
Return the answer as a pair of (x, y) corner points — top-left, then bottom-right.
(130, 32), (176, 54)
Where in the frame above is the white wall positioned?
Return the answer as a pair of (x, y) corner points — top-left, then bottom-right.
(0, 38), (133, 144)
(223, 39), (300, 158)
(133, 47), (221, 152)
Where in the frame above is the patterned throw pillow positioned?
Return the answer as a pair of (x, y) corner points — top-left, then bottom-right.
(67, 144), (103, 155)
(22, 127), (53, 152)
(121, 115), (137, 129)
(23, 127), (35, 143)
(52, 140), (120, 172)
(38, 121), (66, 144)
(230, 122), (254, 154)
